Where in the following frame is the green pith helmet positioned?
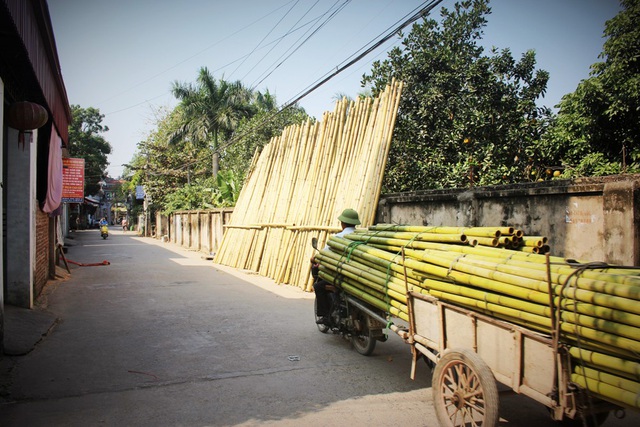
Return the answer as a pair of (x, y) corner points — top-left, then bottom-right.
(338, 208), (361, 225)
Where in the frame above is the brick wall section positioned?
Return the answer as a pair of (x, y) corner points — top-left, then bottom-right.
(35, 209), (50, 298)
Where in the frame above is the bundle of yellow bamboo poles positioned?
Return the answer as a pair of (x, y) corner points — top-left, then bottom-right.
(214, 80), (404, 291)
(314, 225), (640, 410)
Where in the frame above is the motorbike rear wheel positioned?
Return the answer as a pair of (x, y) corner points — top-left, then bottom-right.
(351, 313), (376, 356)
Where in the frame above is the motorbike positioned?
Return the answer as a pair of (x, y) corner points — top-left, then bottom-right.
(311, 237), (387, 356)
(100, 224), (109, 239)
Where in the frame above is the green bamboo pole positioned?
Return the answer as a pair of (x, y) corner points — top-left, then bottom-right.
(351, 231), (640, 287)
(368, 224), (514, 238)
(317, 270), (408, 321)
(414, 249), (640, 302)
(427, 288), (640, 353)
(571, 373), (640, 409)
(315, 252), (408, 304)
(569, 347), (640, 378)
(575, 366), (640, 394)
(400, 246), (640, 315)
(336, 235), (640, 321)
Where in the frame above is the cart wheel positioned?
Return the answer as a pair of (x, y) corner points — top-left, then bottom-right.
(314, 298), (329, 334)
(433, 349), (499, 427)
(350, 313), (376, 356)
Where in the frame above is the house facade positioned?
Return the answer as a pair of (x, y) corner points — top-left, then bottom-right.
(1, 0), (71, 351)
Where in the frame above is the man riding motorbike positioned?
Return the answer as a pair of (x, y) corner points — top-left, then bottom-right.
(311, 208), (361, 326)
(99, 217), (109, 239)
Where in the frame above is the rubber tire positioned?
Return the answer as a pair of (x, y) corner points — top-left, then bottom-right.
(350, 314), (376, 356)
(314, 297), (329, 334)
(432, 348), (500, 427)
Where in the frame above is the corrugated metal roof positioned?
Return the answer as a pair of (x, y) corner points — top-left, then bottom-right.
(1, 0), (71, 145)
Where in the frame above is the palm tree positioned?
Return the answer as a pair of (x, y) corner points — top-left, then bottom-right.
(171, 67), (253, 178)
(254, 89), (277, 113)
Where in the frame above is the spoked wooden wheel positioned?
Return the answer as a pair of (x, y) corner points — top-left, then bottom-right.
(433, 349), (499, 427)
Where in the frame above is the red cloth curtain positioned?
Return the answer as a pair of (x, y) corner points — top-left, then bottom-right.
(42, 128), (63, 213)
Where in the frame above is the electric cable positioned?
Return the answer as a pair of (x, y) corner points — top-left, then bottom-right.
(127, 1), (442, 175)
(249, 0), (350, 90)
(104, 6), (332, 116)
(99, 0), (298, 106)
(214, 0), (443, 157)
(280, 0), (443, 111)
(229, 0), (301, 80)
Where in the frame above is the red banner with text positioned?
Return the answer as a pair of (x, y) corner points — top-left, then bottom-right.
(62, 157), (85, 203)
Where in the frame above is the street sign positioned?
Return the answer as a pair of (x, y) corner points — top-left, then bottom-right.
(136, 185), (145, 200)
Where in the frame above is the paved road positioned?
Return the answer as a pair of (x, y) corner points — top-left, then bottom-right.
(1, 227), (638, 426)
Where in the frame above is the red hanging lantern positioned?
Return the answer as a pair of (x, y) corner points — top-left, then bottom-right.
(7, 101), (49, 150)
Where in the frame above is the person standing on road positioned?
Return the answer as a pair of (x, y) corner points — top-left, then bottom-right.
(122, 217), (128, 232)
(311, 208), (361, 325)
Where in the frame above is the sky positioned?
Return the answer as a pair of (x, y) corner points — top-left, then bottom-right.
(47, 0), (622, 179)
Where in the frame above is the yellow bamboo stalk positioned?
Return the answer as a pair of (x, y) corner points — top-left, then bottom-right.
(215, 81), (404, 289)
(571, 373), (640, 409)
(569, 347), (640, 378)
(575, 366), (640, 394)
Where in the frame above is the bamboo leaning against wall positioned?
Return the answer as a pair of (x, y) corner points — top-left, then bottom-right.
(214, 80), (404, 291)
(314, 225), (640, 411)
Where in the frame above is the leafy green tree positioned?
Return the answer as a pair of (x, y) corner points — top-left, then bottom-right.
(171, 67), (254, 178)
(68, 105), (112, 196)
(539, 0), (640, 178)
(130, 103), (254, 214)
(161, 172), (240, 213)
(362, 0), (550, 191)
(127, 107), (198, 214)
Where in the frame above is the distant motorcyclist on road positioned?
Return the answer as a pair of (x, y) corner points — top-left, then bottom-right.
(311, 208), (361, 326)
(99, 218), (109, 239)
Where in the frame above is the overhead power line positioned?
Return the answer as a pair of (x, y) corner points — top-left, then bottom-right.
(280, 0), (443, 111)
(127, 0), (443, 175)
(249, 0), (351, 90)
(215, 0), (444, 156)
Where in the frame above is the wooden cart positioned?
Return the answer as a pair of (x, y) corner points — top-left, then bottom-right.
(347, 291), (621, 426)
(408, 291), (621, 426)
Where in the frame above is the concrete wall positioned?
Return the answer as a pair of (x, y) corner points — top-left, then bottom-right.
(376, 175), (640, 266)
(157, 175), (640, 268)
(159, 209), (234, 256)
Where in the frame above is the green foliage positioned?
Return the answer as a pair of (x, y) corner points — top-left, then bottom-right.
(171, 67), (254, 177)
(362, 0), (551, 191)
(128, 106), (206, 212)
(161, 171), (241, 214)
(68, 105), (112, 195)
(130, 80), (305, 213)
(540, 0), (640, 178)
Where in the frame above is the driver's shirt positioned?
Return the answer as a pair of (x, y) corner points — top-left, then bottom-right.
(322, 226), (356, 251)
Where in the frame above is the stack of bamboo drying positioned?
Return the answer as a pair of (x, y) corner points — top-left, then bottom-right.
(314, 225), (640, 410)
(214, 80), (404, 291)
